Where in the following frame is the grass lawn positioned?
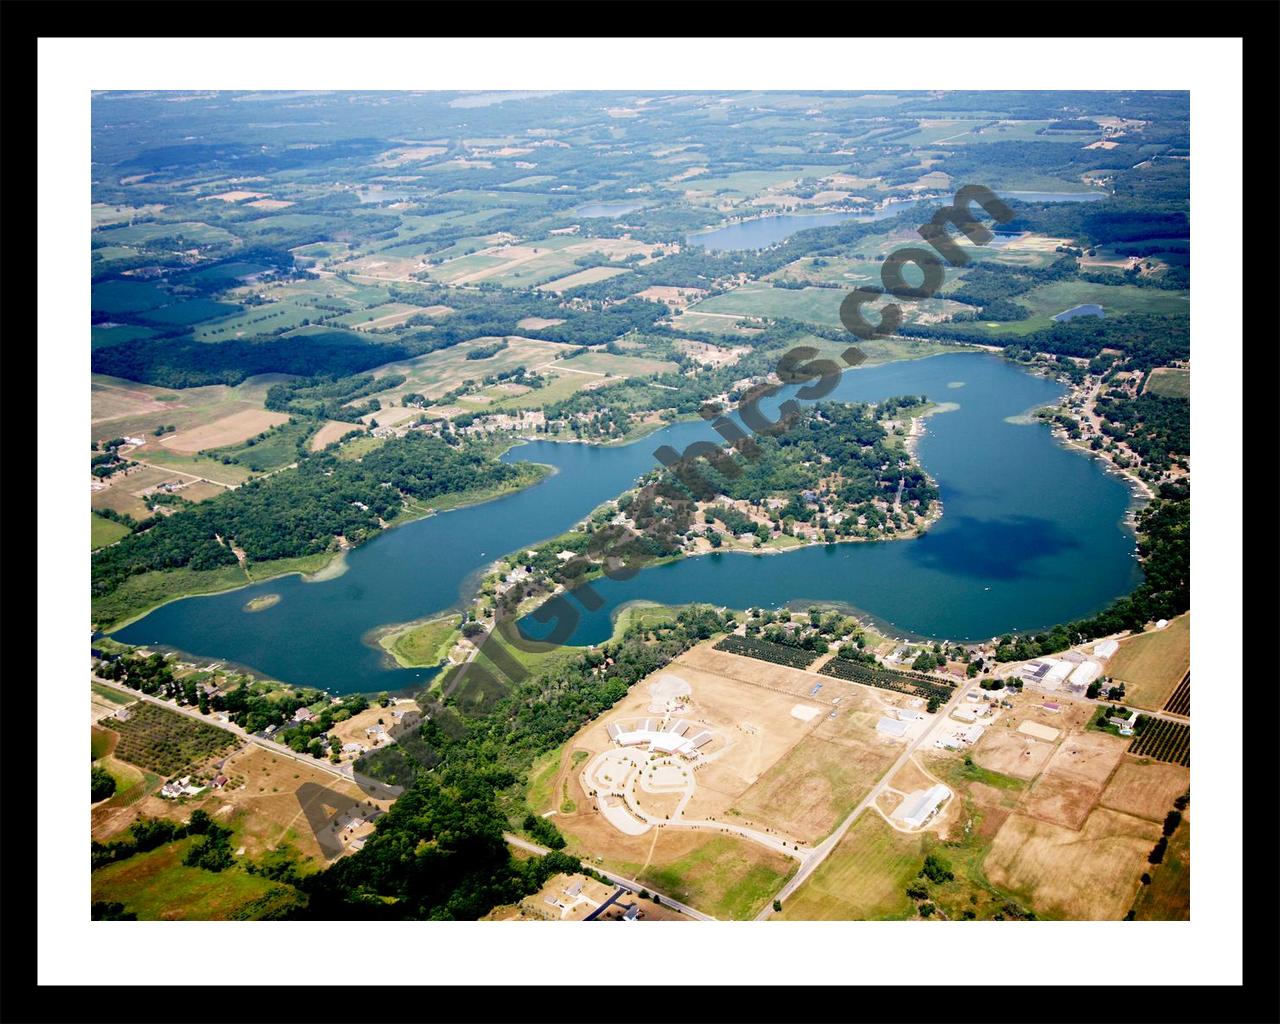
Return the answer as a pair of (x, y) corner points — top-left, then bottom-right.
(1145, 367), (1190, 398)
(92, 512), (131, 550)
(134, 447), (255, 486)
(381, 614), (461, 668)
(1111, 614), (1190, 710)
(92, 682), (134, 706)
(457, 371), (589, 412)
(92, 838), (301, 920)
(779, 813), (921, 920)
(638, 835), (796, 920)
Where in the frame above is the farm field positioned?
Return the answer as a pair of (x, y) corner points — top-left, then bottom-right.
(1128, 718), (1190, 767)
(100, 220), (238, 247)
(92, 837), (302, 920)
(1144, 366), (1190, 398)
(734, 727), (898, 844)
(99, 701), (239, 777)
(556, 350), (678, 378)
(91, 324), (159, 350)
(160, 408), (292, 453)
(91, 465), (194, 519)
(536, 266), (631, 293)
(138, 298), (243, 328)
(192, 301), (314, 341)
(1131, 814), (1190, 920)
(690, 283), (971, 330)
(778, 813), (921, 920)
(130, 447), (255, 486)
(91, 372), (292, 443)
(205, 419), (313, 473)
(1110, 614), (1190, 710)
(1099, 758), (1189, 822)
(984, 807), (1160, 920)
(455, 370), (590, 412)
(359, 335), (576, 405)
(92, 511), (131, 549)
(633, 833), (795, 920)
(324, 302), (424, 329)
(309, 419), (363, 451)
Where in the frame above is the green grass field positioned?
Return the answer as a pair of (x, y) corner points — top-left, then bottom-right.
(139, 299), (243, 328)
(637, 835), (796, 920)
(691, 284), (971, 331)
(92, 682), (135, 706)
(92, 512), (132, 550)
(456, 371), (591, 412)
(92, 324), (160, 350)
(92, 279), (170, 314)
(681, 164), (847, 195)
(206, 419), (312, 473)
(1111, 614), (1191, 710)
(193, 301), (315, 341)
(103, 221), (238, 247)
(1145, 367), (1190, 398)
(92, 838), (302, 920)
(956, 280), (1190, 337)
(557, 350), (678, 377)
(133, 448), (256, 486)
(381, 614), (461, 668)
(778, 813), (921, 920)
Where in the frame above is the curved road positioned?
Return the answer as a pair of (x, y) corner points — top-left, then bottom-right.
(502, 832), (713, 921)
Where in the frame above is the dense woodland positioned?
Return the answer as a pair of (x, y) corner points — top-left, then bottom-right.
(91, 435), (524, 603)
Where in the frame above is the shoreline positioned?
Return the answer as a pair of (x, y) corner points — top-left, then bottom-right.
(97, 462), (557, 635)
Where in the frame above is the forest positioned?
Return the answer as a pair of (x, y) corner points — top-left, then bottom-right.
(91, 435), (525, 600)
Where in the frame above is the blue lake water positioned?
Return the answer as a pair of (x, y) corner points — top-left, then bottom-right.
(575, 202), (648, 218)
(1053, 303), (1106, 322)
(687, 190), (1106, 252)
(114, 352), (1141, 694)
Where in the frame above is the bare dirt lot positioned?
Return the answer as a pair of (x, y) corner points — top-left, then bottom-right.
(984, 808), (1161, 920)
(971, 727), (1055, 780)
(1017, 730), (1127, 828)
(160, 409), (291, 452)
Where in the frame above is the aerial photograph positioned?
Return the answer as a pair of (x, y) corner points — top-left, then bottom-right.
(87, 89), (1191, 924)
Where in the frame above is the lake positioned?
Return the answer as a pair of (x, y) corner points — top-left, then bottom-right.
(686, 190), (1106, 252)
(114, 352), (1141, 694)
(1053, 303), (1106, 322)
(574, 201), (648, 218)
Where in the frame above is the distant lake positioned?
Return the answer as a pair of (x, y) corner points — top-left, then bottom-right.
(1000, 190), (1107, 204)
(687, 190), (1106, 252)
(1054, 303), (1106, 322)
(114, 353), (1141, 695)
(575, 201), (647, 218)
(357, 189), (416, 204)
(686, 200), (921, 252)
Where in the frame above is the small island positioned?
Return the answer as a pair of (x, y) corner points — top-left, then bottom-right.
(243, 593), (282, 613)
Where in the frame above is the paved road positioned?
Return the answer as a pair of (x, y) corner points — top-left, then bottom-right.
(502, 833), (714, 921)
(92, 675), (355, 781)
(756, 678), (977, 920)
